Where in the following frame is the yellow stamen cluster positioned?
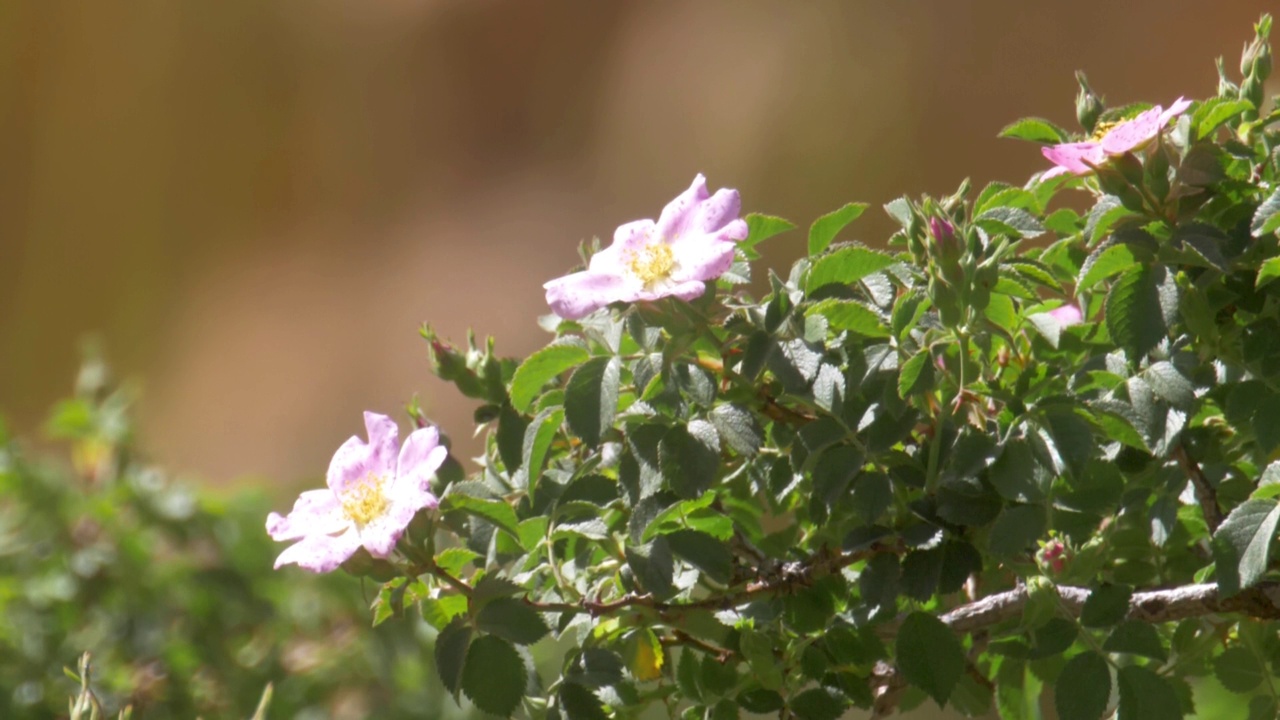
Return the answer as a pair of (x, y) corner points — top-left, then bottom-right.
(1090, 120), (1119, 141)
(341, 473), (389, 526)
(628, 242), (676, 286)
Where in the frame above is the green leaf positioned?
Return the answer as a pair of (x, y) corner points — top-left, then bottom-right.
(1193, 98), (1252, 138)
(1055, 651), (1111, 720)
(1249, 695), (1279, 720)
(1212, 498), (1280, 596)
(1103, 620), (1167, 661)
(789, 687), (847, 720)
(1105, 265), (1173, 362)
(1257, 256), (1280, 289)
(1143, 362), (1194, 409)
(896, 612), (966, 707)
(805, 245), (896, 293)
(1077, 241), (1137, 292)
(806, 299), (888, 337)
(1213, 646), (1265, 693)
(435, 547), (481, 577)
(709, 403), (762, 456)
(1080, 584), (1133, 628)
(998, 117), (1070, 144)
(989, 438), (1046, 503)
(522, 406), (564, 495)
(472, 575), (525, 605)
(497, 402), (529, 471)
(559, 683), (609, 720)
(660, 420), (720, 499)
(741, 213), (796, 258)
(975, 206), (1045, 239)
(739, 629), (784, 690)
(898, 348), (934, 398)
(442, 493), (522, 542)
(1117, 665), (1183, 720)
(435, 618), (472, 698)
(564, 356), (621, 447)
(1253, 188), (1280, 238)
(475, 597), (550, 645)
(510, 343), (590, 414)
(809, 202), (869, 255)
(666, 529), (733, 584)
(624, 627), (665, 682)
(626, 537), (676, 600)
(462, 635), (527, 717)
(988, 505), (1047, 558)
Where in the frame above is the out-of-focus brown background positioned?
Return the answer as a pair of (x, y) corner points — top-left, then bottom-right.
(1, 1), (1273, 490)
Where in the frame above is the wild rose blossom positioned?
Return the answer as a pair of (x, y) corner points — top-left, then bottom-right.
(1041, 97), (1192, 178)
(1046, 302), (1084, 327)
(266, 412), (445, 572)
(544, 174), (749, 320)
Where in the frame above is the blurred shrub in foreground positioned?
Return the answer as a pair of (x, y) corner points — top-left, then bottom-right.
(0, 355), (460, 719)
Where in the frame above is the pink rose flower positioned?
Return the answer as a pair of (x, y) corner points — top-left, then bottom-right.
(1041, 97), (1192, 179)
(544, 174), (749, 320)
(266, 412), (445, 572)
(1046, 302), (1084, 327)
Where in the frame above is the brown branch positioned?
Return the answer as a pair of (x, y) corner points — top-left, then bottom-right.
(871, 580), (1280, 716)
(660, 629), (734, 663)
(1174, 443), (1223, 532)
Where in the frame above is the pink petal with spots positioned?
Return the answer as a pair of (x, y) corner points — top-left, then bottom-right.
(689, 188), (743, 234)
(544, 269), (628, 320)
(654, 174), (711, 240)
(1047, 303), (1084, 327)
(266, 489), (347, 541)
(396, 426), (447, 508)
(362, 411), (400, 477)
(665, 280), (710, 302)
(1042, 141), (1106, 176)
(273, 527), (363, 572)
(671, 236), (738, 283)
(1159, 97), (1192, 126)
(326, 434), (372, 495)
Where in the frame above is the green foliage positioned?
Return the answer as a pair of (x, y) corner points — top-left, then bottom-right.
(0, 358), (461, 718)
(10, 13), (1280, 720)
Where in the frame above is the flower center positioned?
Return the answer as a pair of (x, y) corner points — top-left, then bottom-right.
(341, 473), (389, 526)
(1090, 120), (1119, 142)
(627, 242), (676, 287)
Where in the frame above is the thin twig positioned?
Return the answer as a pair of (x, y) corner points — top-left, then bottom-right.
(1174, 443), (1223, 532)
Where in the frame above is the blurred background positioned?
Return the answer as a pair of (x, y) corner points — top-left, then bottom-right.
(1, 0), (1276, 492)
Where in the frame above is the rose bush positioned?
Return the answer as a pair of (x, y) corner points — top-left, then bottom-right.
(6, 13), (1280, 720)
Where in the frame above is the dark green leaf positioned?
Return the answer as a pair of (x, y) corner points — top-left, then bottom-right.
(1257, 256), (1280, 289)
(812, 444), (863, 512)
(896, 612), (966, 706)
(789, 687), (847, 720)
(806, 245), (896, 293)
(1192, 98), (1252, 138)
(666, 529), (733, 585)
(898, 348), (933, 398)
(1117, 665), (1182, 720)
(999, 117), (1070, 144)
(442, 493), (522, 542)
(1143, 362), (1194, 410)
(475, 597), (550, 645)
(1080, 584), (1133, 628)
(626, 537), (676, 600)
(809, 202), (870, 255)
(989, 438), (1046, 503)
(435, 618), (472, 697)
(1055, 651), (1111, 720)
(510, 343), (590, 413)
(1105, 265), (1172, 362)
(989, 505), (1047, 557)
(1249, 695), (1278, 720)
(1213, 646), (1265, 693)
(1103, 620), (1167, 661)
(660, 421), (721, 499)
(462, 635), (526, 717)
(1212, 498), (1280, 596)
(559, 683), (609, 720)
(738, 688), (784, 714)
(564, 356), (620, 447)
(709, 403), (762, 456)
(497, 402), (529, 471)
(1077, 241), (1138, 292)
(739, 629), (783, 690)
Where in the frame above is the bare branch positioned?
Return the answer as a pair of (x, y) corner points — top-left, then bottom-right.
(1174, 443), (1224, 532)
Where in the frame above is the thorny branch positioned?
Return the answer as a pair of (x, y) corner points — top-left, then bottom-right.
(871, 580), (1280, 717)
(1174, 442), (1224, 532)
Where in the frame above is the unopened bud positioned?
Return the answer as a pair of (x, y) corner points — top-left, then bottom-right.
(1217, 57), (1240, 100)
(1074, 71), (1104, 134)
(1241, 26), (1272, 82)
